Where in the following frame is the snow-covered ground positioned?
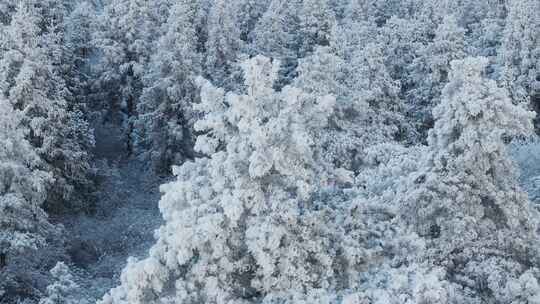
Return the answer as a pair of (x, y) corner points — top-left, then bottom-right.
(511, 137), (540, 206)
(57, 121), (167, 301)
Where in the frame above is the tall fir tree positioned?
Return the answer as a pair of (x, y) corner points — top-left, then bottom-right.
(135, 0), (202, 173)
(400, 57), (540, 302)
(500, 0), (540, 104)
(0, 0), (94, 213)
(0, 95), (62, 303)
(93, 0), (167, 154)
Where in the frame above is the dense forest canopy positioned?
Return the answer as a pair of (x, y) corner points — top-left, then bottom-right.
(0, 0), (539, 303)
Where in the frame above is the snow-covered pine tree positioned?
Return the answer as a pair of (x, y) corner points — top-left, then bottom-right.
(135, 0), (202, 173)
(99, 55), (353, 304)
(347, 42), (403, 134)
(465, 0), (507, 59)
(376, 17), (431, 142)
(235, 0), (269, 45)
(294, 45), (403, 172)
(51, 0), (98, 207)
(0, 0), (16, 25)
(93, 0), (166, 153)
(39, 262), (88, 304)
(400, 57), (540, 302)
(409, 15), (467, 134)
(252, 0), (303, 87)
(252, 0), (338, 88)
(293, 47), (356, 170)
(500, 0), (540, 104)
(0, 0), (94, 213)
(0, 96), (61, 303)
(204, 0), (243, 89)
(344, 0), (421, 26)
(327, 10), (380, 71)
(64, 1), (95, 110)
(253, 0), (302, 59)
(298, 0), (336, 55)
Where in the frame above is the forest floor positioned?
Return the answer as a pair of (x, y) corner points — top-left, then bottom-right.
(58, 120), (167, 301)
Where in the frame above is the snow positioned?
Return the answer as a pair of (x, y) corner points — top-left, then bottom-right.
(55, 121), (167, 302)
(511, 137), (540, 205)
(1, 0), (540, 302)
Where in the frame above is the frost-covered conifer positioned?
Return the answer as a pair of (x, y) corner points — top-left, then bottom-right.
(298, 0), (336, 54)
(409, 15), (467, 132)
(400, 57), (540, 302)
(0, 1), (16, 25)
(93, 0), (167, 153)
(99, 55), (349, 304)
(253, 0), (302, 59)
(135, 0), (201, 173)
(295, 44), (405, 171)
(235, 0), (269, 45)
(0, 96), (61, 303)
(0, 0), (94, 212)
(101, 54), (466, 304)
(345, 0), (421, 26)
(39, 262), (88, 304)
(64, 2), (95, 107)
(500, 0), (540, 103)
(253, 0), (338, 87)
(204, 0), (243, 88)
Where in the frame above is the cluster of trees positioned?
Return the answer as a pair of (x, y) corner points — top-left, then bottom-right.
(90, 0), (539, 172)
(0, 0), (539, 303)
(0, 1), (95, 302)
(96, 0), (540, 303)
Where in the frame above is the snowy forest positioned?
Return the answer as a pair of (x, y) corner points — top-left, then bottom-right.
(0, 0), (539, 303)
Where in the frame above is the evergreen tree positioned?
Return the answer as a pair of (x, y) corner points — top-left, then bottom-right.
(0, 1), (16, 25)
(298, 0), (336, 54)
(253, 0), (338, 87)
(39, 262), (89, 304)
(135, 0), (202, 173)
(0, 96), (60, 303)
(1, 1), (539, 302)
(235, 0), (269, 45)
(204, 0), (243, 88)
(64, 1), (95, 110)
(252, 0), (303, 87)
(294, 45), (404, 172)
(93, 0), (166, 153)
(400, 57), (540, 302)
(253, 0), (302, 59)
(100, 55), (344, 304)
(409, 15), (467, 133)
(0, 0), (94, 213)
(500, 0), (540, 103)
